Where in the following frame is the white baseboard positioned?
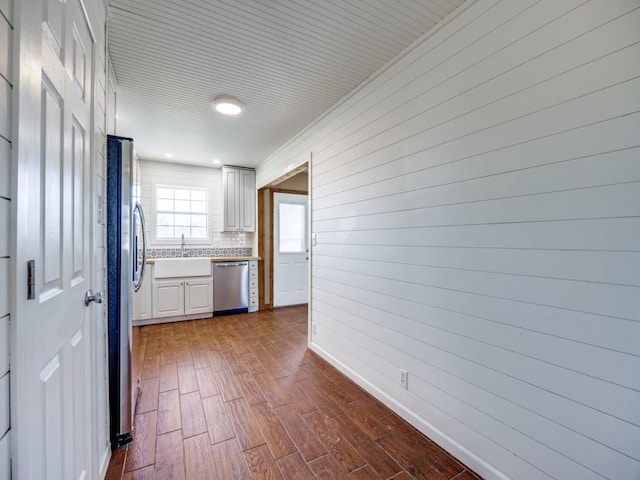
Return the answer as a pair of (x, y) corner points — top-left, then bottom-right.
(308, 342), (510, 480)
(133, 312), (212, 326)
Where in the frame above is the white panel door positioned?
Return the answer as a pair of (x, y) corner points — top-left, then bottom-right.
(274, 193), (308, 307)
(14, 0), (96, 479)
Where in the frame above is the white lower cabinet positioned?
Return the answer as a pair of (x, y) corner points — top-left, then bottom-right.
(138, 260), (258, 322)
(152, 276), (213, 319)
(185, 278), (215, 315)
(152, 279), (185, 318)
(133, 275), (152, 321)
(248, 260), (258, 312)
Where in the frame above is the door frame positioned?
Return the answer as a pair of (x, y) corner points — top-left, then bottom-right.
(257, 162), (309, 311)
(272, 191), (309, 308)
(260, 187), (307, 309)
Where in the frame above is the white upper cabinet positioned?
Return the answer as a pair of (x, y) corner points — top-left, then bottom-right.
(222, 166), (255, 232)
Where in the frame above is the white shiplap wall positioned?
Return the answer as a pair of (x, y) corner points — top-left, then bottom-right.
(256, 1), (640, 479)
(0, 0), (11, 476)
(139, 160), (254, 249)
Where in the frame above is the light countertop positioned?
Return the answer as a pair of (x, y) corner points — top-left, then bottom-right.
(146, 256), (260, 264)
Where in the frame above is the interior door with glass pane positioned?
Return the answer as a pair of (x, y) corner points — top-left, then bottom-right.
(274, 193), (308, 307)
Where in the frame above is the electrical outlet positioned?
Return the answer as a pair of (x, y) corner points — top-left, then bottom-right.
(400, 369), (408, 389)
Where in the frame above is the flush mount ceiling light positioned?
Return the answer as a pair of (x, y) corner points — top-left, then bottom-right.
(212, 95), (244, 116)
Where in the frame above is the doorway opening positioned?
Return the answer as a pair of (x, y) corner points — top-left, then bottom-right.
(257, 162), (309, 310)
(273, 192), (308, 307)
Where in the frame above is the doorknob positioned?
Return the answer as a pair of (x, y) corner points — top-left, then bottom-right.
(85, 290), (103, 306)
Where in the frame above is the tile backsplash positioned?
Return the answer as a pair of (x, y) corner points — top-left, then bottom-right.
(146, 230), (253, 256)
(148, 231), (253, 258)
(147, 247), (252, 258)
(211, 231), (253, 248)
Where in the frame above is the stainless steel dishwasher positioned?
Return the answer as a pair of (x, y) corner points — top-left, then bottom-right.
(214, 261), (249, 313)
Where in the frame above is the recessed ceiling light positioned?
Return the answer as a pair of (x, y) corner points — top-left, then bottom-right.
(212, 95), (244, 116)
(212, 158), (221, 165)
(165, 153), (173, 158)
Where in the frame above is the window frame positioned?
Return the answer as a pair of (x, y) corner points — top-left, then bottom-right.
(151, 183), (210, 245)
(277, 201), (307, 254)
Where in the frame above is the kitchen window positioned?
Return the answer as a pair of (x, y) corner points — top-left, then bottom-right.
(154, 185), (208, 241)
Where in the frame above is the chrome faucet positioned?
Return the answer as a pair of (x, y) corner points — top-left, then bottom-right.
(181, 233), (186, 256)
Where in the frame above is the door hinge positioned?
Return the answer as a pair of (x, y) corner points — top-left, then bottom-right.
(27, 260), (36, 300)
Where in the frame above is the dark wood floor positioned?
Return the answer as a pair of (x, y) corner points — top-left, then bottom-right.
(105, 305), (481, 480)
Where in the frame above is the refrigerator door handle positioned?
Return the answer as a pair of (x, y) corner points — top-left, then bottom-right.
(133, 202), (147, 292)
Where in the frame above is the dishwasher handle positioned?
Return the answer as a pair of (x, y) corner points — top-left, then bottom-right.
(215, 262), (248, 268)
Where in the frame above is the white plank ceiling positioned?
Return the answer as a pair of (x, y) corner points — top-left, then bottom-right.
(108, 0), (466, 167)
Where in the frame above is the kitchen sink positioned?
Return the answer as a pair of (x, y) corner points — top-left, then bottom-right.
(153, 257), (212, 278)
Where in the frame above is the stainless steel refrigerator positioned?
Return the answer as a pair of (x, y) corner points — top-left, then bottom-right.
(106, 135), (147, 447)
